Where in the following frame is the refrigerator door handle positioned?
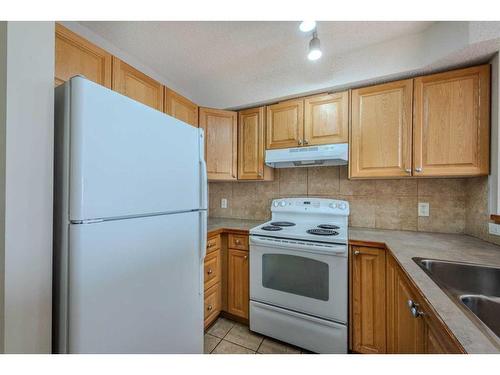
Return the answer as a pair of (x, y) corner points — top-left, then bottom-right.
(199, 129), (208, 210)
(199, 210), (207, 295)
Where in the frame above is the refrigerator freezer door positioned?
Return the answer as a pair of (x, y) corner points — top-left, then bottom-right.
(65, 211), (203, 353)
(68, 77), (203, 221)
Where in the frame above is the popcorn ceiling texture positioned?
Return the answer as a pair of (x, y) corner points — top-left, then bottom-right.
(209, 166), (471, 234)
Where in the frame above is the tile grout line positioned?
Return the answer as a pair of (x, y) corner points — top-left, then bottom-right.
(223, 322), (263, 352)
(208, 324), (233, 354)
(256, 337), (265, 353)
(220, 339), (258, 353)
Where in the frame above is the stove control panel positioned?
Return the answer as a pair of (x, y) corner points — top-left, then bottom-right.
(271, 198), (349, 215)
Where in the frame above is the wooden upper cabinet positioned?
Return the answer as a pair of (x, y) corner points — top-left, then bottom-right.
(227, 248), (249, 319)
(266, 99), (304, 149)
(55, 23), (112, 88)
(199, 108), (238, 181)
(386, 255), (425, 354)
(304, 92), (349, 146)
(112, 57), (164, 111)
(238, 107), (273, 181)
(350, 79), (413, 179)
(351, 246), (387, 354)
(413, 65), (490, 177)
(165, 88), (198, 127)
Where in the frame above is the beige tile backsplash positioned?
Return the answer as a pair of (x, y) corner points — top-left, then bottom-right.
(464, 176), (500, 245)
(209, 166), (472, 234)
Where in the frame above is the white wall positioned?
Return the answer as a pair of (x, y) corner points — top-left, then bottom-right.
(0, 21), (7, 354)
(0, 21), (54, 353)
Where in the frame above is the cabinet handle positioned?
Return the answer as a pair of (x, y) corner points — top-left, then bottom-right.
(405, 168), (411, 174)
(415, 167), (423, 173)
(207, 269), (213, 275)
(235, 239), (241, 245)
(407, 299), (424, 318)
(258, 171), (263, 177)
(354, 250), (360, 255)
(207, 305), (213, 311)
(207, 242), (215, 248)
(244, 255), (248, 260)
(298, 139), (303, 146)
(303, 139), (309, 145)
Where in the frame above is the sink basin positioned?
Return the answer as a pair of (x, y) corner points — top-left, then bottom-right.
(413, 257), (500, 340)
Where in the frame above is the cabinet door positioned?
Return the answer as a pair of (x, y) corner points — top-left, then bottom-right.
(204, 283), (222, 329)
(413, 65), (490, 177)
(55, 23), (112, 88)
(238, 107), (273, 180)
(164, 88), (198, 127)
(199, 108), (238, 181)
(112, 57), (164, 111)
(204, 249), (221, 291)
(304, 92), (348, 146)
(350, 79), (413, 178)
(386, 255), (425, 353)
(351, 246), (386, 354)
(227, 248), (249, 319)
(266, 99), (304, 149)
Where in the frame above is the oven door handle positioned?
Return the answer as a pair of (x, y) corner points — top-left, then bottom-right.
(250, 235), (347, 255)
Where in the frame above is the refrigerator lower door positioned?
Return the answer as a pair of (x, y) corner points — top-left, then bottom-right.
(65, 211), (203, 353)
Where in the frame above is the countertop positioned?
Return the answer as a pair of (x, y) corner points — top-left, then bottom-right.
(207, 218), (500, 353)
(349, 228), (500, 354)
(207, 217), (265, 235)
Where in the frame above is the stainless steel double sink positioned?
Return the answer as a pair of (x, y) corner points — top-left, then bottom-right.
(413, 257), (500, 340)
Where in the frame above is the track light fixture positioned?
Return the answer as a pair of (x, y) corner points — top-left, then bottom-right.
(307, 31), (322, 61)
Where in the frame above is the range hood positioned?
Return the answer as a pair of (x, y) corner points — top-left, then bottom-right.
(265, 143), (348, 168)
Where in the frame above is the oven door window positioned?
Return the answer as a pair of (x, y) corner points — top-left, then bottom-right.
(262, 253), (329, 301)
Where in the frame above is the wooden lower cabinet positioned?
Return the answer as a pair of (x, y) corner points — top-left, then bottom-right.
(204, 235), (222, 329)
(204, 232), (250, 328)
(227, 248), (249, 319)
(385, 253), (465, 354)
(350, 244), (465, 354)
(350, 246), (387, 354)
(386, 254), (425, 353)
(204, 282), (222, 328)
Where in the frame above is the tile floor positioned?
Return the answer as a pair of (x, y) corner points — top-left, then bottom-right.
(204, 317), (310, 354)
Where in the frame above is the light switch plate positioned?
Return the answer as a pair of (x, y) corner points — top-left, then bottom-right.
(221, 198), (228, 209)
(418, 202), (430, 217)
(489, 223), (500, 236)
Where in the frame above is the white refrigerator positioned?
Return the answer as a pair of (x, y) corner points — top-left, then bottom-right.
(53, 77), (207, 353)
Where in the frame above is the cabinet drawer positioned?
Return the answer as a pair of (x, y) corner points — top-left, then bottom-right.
(207, 235), (221, 253)
(204, 249), (221, 290)
(228, 234), (248, 250)
(204, 283), (221, 328)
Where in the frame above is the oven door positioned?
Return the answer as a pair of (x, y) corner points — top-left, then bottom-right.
(249, 235), (347, 323)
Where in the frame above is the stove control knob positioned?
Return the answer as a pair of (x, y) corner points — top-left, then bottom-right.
(329, 203), (337, 209)
(273, 201), (279, 207)
(279, 201), (287, 207)
(338, 203), (346, 210)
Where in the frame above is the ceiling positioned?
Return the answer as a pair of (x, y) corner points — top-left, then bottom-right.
(79, 21), (436, 108)
(78, 21), (464, 108)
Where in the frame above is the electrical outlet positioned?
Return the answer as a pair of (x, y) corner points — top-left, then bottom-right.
(418, 202), (429, 217)
(489, 223), (500, 236)
(221, 198), (228, 209)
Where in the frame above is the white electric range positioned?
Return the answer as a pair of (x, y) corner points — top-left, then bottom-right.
(249, 197), (349, 354)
